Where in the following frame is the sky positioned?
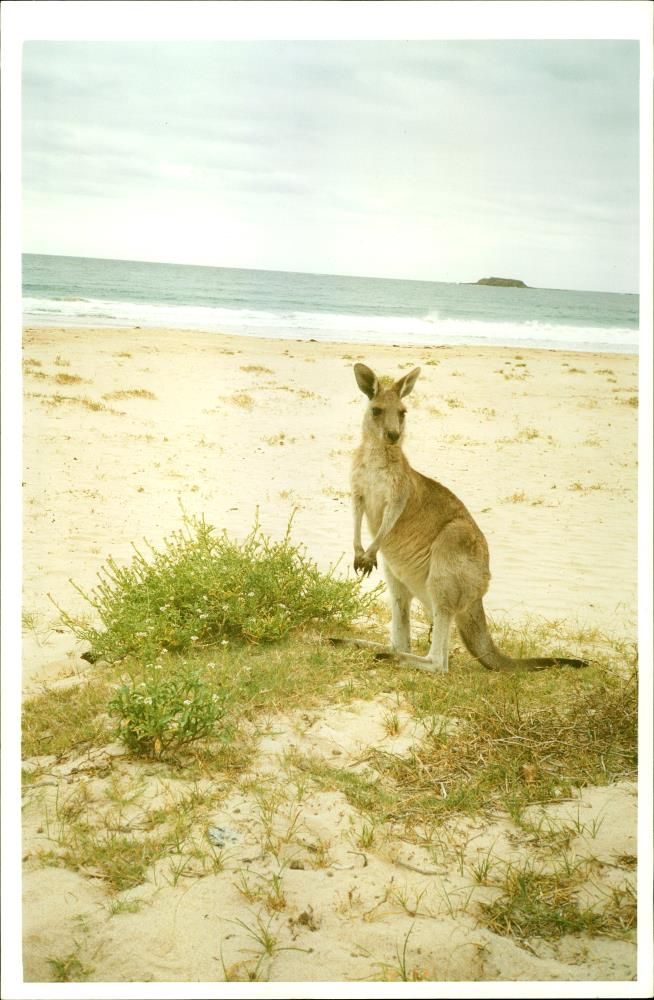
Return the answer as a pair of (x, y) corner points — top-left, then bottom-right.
(21, 38), (641, 293)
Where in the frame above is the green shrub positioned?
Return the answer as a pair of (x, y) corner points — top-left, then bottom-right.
(60, 513), (379, 663)
(108, 662), (225, 756)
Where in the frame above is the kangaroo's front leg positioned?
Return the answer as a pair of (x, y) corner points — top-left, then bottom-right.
(352, 492), (371, 573)
(356, 497), (407, 577)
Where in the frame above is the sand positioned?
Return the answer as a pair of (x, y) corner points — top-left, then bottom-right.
(18, 325), (640, 988)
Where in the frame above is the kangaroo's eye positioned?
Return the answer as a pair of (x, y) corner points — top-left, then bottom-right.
(399, 411), (406, 421)
(371, 407), (382, 417)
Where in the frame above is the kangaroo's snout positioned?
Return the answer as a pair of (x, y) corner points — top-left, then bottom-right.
(386, 430), (400, 444)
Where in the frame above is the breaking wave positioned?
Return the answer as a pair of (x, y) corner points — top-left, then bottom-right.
(22, 296), (638, 354)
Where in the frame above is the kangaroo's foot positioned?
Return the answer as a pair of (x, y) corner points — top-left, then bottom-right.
(328, 637), (445, 674)
(390, 650), (447, 674)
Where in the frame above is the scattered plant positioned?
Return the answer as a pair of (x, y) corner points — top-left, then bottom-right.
(108, 662), (226, 757)
(102, 389), (156, 400)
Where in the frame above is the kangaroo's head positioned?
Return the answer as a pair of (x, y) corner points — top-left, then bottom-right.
(354, 363), (421, 447)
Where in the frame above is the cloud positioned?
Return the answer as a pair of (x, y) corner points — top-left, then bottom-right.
(21, 39), (640, 291)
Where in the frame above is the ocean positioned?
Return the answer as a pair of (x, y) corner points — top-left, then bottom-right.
(22, 253), (639, 354)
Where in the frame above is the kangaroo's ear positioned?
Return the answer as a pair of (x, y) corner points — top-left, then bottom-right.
(354, 363), (379, 400)
(395, 367), (420, 398)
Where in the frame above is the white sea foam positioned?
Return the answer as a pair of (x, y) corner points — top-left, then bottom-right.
(22, 296), (639, 353)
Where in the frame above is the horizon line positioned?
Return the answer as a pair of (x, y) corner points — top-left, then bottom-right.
(21, 250), (640, 298)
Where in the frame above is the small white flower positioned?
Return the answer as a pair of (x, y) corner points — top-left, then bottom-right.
(161, 649), (168, 655)
(247, 591), (255, 598)
(212, 694), (220, 702)
(207, 661), (217, 668)
(144, 697), (153, 705)
(154, 664), (163, 670)
(221, 639), (229, 646)
(183, 699), (192, 705)
(191, 635), (199, 642)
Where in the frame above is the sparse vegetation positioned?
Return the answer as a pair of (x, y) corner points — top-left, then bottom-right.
(23, 678), (114, 758)
(241, 365), (274, 375)
(47, 951), (93, 982)
(503, 491), (529, 503)
(495, 367), (531, 381)
(264, 432), (296, 446)
(102, 389), (157, 400)
(477, 857), (636, 941)
(23, 582), (638, 981)
(292, 650), (637, 828)
(228, 392), (255, 409)
(25, 392), (124, 415)
(568, 482), (604, 493)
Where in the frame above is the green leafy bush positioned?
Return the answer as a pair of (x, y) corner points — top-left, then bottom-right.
(108, 662), (225, 756)
(60, 513), (379, 663)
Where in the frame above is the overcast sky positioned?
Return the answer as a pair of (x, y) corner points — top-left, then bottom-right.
(22, 39), (640, 292)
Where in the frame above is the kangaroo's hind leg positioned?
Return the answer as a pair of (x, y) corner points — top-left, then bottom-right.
(424, 606), (452, 673)
(423, 518), (489, 674)
(379, 564), (452, 673)
(384, 563), (412, 654)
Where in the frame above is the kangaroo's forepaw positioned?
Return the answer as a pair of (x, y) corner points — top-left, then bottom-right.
(354, 551), (377, 576)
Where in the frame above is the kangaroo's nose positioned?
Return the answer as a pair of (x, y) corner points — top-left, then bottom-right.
(386, 430), (400, 443)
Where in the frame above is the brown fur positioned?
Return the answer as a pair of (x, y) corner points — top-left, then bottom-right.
(339, 362), (587, 674)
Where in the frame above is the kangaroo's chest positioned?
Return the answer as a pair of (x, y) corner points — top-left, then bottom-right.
(353, 456), (408, 533)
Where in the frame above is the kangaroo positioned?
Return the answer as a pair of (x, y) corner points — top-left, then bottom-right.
(337, 362), (587, 674)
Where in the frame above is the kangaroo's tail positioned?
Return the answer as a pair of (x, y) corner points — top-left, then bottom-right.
(455, 599), (588, 672)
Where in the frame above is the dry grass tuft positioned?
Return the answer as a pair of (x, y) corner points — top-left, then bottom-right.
(478, 860), (636, 941)
(356, 664), (637, 826)
(26, 392), (122, 414)
(102, 389), (157, 401)
(228, 392), (255, 410)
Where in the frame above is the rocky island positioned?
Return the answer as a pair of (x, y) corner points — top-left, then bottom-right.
(476, 276), (528, 287)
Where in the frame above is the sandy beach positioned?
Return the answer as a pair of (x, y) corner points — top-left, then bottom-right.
(23, 325), (638, 689)
(20, 325), (639, 985)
